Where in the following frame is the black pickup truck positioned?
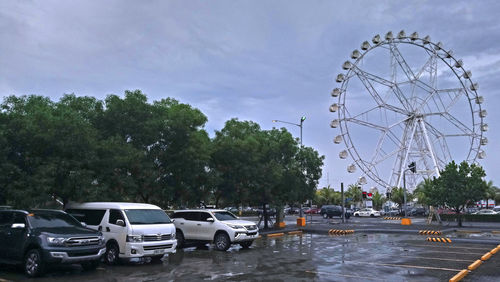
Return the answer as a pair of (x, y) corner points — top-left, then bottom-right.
(0, 209), (106, 277)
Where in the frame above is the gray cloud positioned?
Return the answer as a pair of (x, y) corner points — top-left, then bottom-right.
(1, 0), (499, 191)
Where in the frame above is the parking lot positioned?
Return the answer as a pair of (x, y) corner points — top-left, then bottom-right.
(1, 229), (499, 281)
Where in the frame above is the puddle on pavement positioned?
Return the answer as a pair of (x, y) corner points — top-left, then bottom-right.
(0, 233), (477, 282)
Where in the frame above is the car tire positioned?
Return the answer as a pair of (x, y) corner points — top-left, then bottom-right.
(24, 249), (44, 278)
(105, 242), (120, 265)
(355, 214), (359, 217)
(81, 260), (100, 271)
(239, 241), (253, 249)
(176, 230), (185, 249)
(214, 232), (231, 251)
(370, 214), (375, 217)
(322, 213), (328, 219)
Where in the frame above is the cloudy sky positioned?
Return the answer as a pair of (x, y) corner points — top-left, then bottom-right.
(1, 0), (499, 192)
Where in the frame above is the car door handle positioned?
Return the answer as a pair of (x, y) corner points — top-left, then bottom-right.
(197, 223), (201, 226)
(180, 222), (184, 225)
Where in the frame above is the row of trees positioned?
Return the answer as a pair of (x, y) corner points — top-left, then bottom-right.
(0, 91), (324, 211)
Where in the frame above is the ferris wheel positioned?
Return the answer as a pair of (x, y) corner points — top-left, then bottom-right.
(329, 30), (487, 191)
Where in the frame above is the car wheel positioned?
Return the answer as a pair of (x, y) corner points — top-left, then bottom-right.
(214, 232), (231, 251)
(81, 260), (100, 271)
(176, 229), (185, 249)
(370, 214), (375, 217)
(105, 242), (120, 265)
(24, 249), (44, 277)
(239, 241), (253, 249)
(322, 213), (328, 219)
(355, 214), (359, 217)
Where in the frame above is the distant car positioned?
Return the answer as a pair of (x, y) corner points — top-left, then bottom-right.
(492, 206), (500, 213)
(320, 205), (351, 219)
(409, 208), (427, 216)
(304, 207), (320, 214)
(473, 209), (498, 215)
(466, 207), (479, 214)
(353, 208), (381, 217)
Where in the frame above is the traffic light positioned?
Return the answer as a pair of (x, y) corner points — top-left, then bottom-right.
(408, 161), (416, 173)
(362, 191), (367, 199)
(367, 193), (373, 199)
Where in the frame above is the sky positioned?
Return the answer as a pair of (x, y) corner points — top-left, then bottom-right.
(1, 0), (500, 193)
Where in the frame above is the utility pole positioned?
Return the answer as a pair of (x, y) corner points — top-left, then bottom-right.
(341, 182), (345, 223)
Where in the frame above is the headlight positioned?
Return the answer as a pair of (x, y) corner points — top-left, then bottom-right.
(126, 235), (143, 242)
(226, 224), (243, 229)
(47, 237), (67, 245)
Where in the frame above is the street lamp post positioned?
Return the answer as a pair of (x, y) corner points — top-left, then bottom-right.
(272, 116), (306, 146)
(272, 116), (306, 218)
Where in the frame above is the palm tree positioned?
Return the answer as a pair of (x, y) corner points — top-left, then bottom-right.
(485, 180), (499, 209)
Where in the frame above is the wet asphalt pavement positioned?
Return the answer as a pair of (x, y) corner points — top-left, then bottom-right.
(1, 232), (499, 281)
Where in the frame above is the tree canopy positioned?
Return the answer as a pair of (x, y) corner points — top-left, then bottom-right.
(0, 91), (324, 211)
(420, 161), (488, 226)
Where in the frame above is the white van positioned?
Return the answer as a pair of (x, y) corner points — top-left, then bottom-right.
(66, 202), (177, 264)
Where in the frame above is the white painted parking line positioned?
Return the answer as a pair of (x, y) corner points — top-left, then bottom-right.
(305, 270), (386, 281)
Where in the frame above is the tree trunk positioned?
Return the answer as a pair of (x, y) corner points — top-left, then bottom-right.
(263, 203), (269, 229)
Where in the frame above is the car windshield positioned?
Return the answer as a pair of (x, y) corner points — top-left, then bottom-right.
(28, 211), (82, 228)
(213, 211), (238, 221)
(124, 209), (172, 225)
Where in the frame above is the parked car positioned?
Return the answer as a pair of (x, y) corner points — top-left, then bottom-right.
(172, 209), (259, 251)
(473, 209), (498, 215)
(304, 207), (320, 214)
(0, 209), (106, 277)
(493, 206), (500, 213)
(320, 205), (351, 219)
(66, 202), (177, 264)
(408, 207), (427, 216)
(466, 207), (479, 214)
(353, 208), (381, 217)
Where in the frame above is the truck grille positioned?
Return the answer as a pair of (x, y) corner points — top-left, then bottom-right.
(65, 236), (100, 247)
(143, 234), (173, 242)
(68, 250), (100, 257)
(244, 225), (258, 231)
(143, 244), (173, 251)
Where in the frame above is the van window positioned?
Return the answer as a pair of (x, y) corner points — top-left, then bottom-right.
(13, 212), (26, 224)
(109, 209), (125, 225)
(66, 209), (106, 225)
(124, 209), (172, 225)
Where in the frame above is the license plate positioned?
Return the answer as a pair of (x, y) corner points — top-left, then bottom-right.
(153, 249), (164, 255)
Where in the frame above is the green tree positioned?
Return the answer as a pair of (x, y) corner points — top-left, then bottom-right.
(371, 191), (386, 210)
(421, 161), (487, 227)
(485, 180), (499, 209)
(391, 187), (413, 214)
(345, 184), (362, 207)
(315, 187), (341, 206)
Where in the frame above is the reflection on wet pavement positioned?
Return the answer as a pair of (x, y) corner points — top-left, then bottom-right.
(0, 233), (496, 281)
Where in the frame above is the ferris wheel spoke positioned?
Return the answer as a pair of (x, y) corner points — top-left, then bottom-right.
(389, 44), (416, 82)
(440, 88), (465, 112)
(423, 121), (453, 162)
(353, 66), (411, 113)
(442, 112), (474, 135)
(345, 117), (387, 131)
(372, 147), (403, 167)
(415, 52), (437, 80)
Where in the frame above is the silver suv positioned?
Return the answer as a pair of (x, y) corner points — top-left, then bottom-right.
(172, 210), (259, 251)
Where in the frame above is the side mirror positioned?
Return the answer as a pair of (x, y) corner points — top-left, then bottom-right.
(116, 219), (125, 227)
(11, 223), (25, 229)
(207, 218), (214, 222)
(81, 222), (87, 227)
(171, 219), (175, 222)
